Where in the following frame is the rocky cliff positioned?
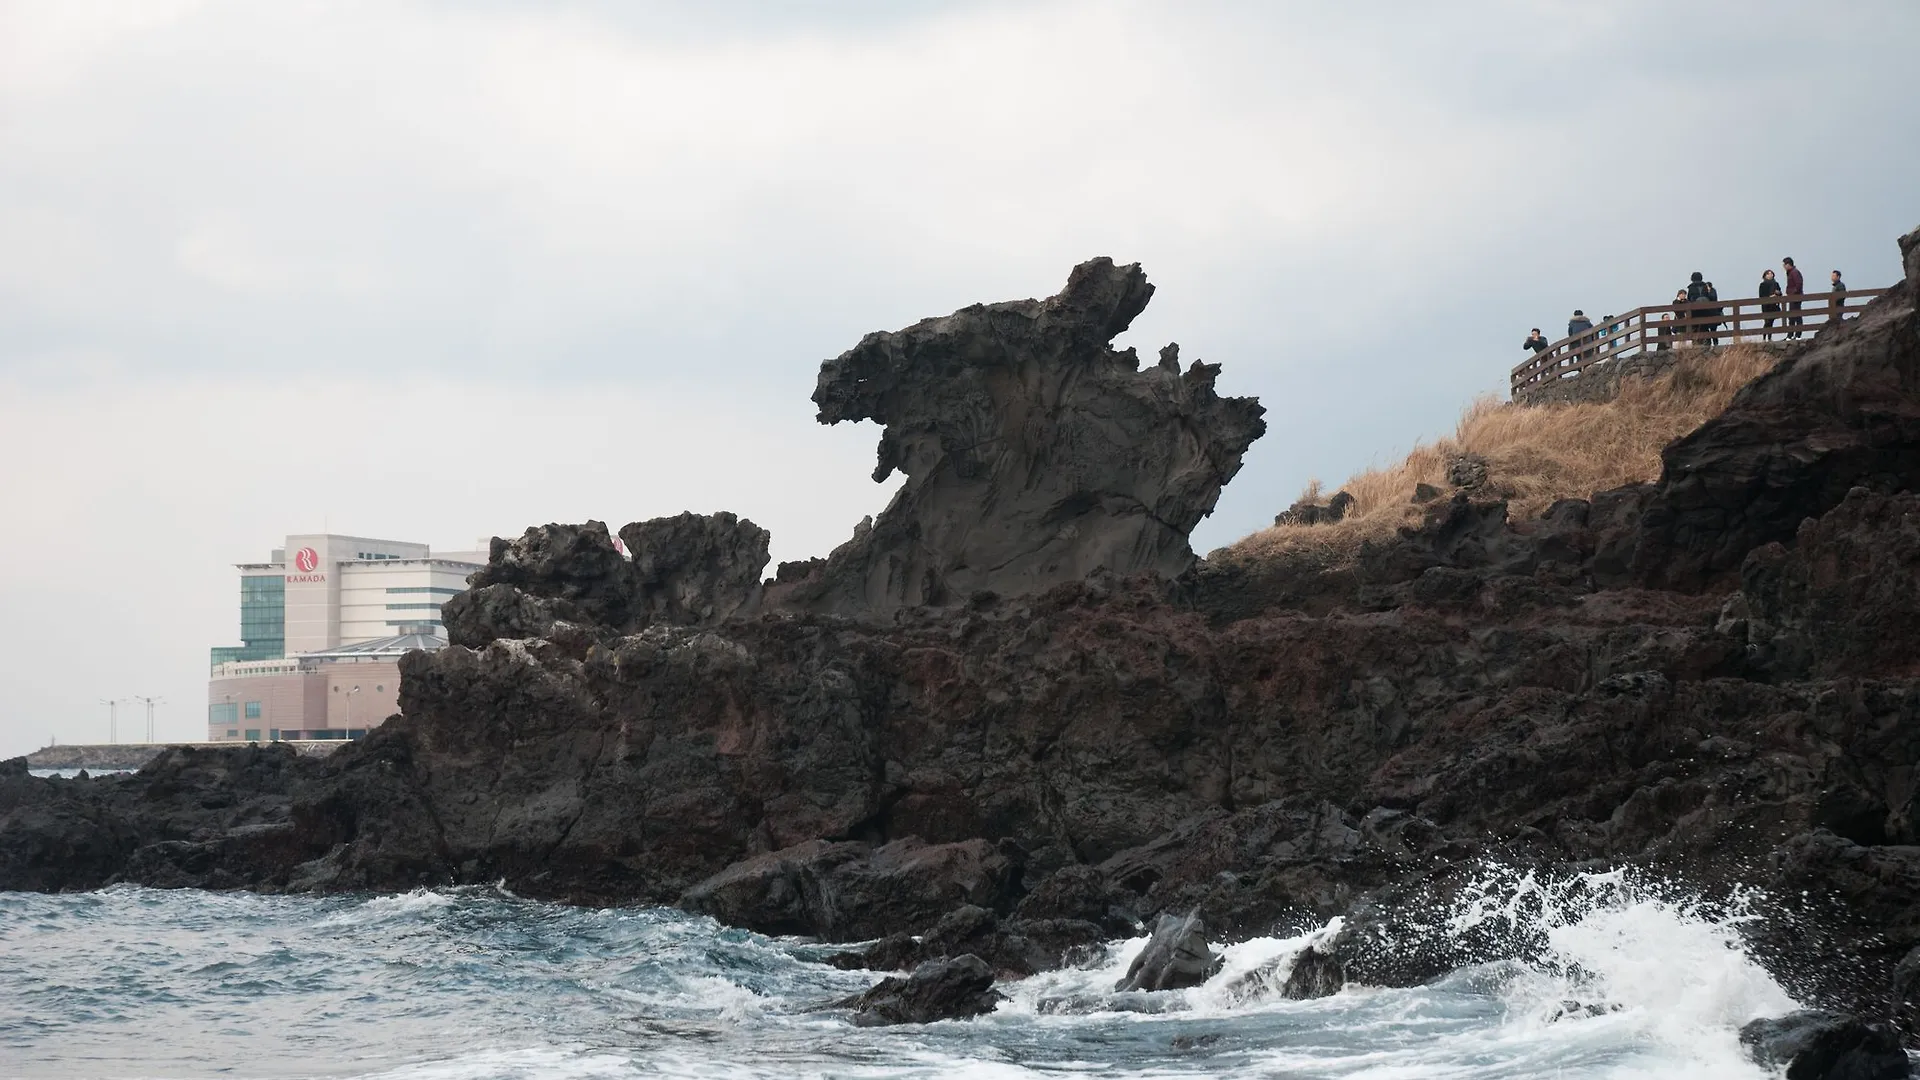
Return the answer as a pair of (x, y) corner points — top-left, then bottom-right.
(5, 234), (1920, 1039)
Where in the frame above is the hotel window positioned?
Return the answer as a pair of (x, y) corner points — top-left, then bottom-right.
(244, 729), (260, 741)
(226, 729), (239, 738)
(244, 701), (262, 719)
(209, 702), (238, 725)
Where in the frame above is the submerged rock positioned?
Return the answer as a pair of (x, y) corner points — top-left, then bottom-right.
(1739, 1010), (1909, 1080)
(1115, 911), (1219, 992)
(841, 954), (1001, 1026)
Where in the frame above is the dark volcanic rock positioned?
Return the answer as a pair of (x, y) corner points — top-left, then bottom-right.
(443, 514), (770, 648)
(827, 904), (1105, 978)
(443, 521), (634, 647)
(841, 954), (1001, 1026)
(1740, 488), (1920, 679)
(1115, 911), (1219, 992)
(1739, 1010), (1910, 1080)
(1274, 490), (1354, 527)
(1280, 944), (1345, 999)
(794, 258), (1266, 616)
(618, 511), (770, 627)
(677, 837), (1023, 942)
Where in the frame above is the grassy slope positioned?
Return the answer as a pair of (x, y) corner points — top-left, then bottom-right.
(1223, 345), (1780, 566)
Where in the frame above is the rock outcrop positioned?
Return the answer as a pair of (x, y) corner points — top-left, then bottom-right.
(1739, 1010), (1910, 1080)
(6, 229), (1920, 1043)
(839, 954), (1002, 1026)
(442, 513), (770, 648)
(1114, 911), (1219, 992)
(790, 258), (1266, 616)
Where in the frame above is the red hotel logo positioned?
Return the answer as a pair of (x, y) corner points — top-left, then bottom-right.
(287, 546), (326, 582)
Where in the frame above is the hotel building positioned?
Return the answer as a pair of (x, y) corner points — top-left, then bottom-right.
(207, 534), (487, 743)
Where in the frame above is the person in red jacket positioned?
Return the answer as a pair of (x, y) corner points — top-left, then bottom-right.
(1783, 257), (1805, 338)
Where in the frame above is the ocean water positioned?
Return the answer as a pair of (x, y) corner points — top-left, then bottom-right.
(0, 871), (1808, 1079)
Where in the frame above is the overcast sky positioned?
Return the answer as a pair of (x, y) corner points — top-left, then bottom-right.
(2, 0), (1916, 756)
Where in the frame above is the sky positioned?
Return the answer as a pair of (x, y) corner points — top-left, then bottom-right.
(1, 0), (1916, 756)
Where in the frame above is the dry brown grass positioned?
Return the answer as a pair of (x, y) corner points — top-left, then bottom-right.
(1223, 345), (1781, 567)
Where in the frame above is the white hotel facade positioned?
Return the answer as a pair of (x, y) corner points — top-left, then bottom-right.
(207, 534), (487, 743)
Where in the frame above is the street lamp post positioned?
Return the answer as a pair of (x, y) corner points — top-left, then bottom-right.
(97, 698), (120, 744)
(135, 696), (164, 744)
(345, 685), (360, 737)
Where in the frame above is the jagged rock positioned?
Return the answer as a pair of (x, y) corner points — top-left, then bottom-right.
(1894, 947), (1920, 1037)
(1280, 943), (1345, 999)
(1115, 911), (1219, 992)
(1411, 482), (1443, 504)
(677, 837), (1023, 943)
(618, 511), (770, 626)
(1633, 225), (1920, 591)
(840, 954), (1001, 1026)
(443, 522), (634, 647)
(1445, 454), (1489, 489)
(794, 258), (1265, 616)
(443, 515), (771, 646)
(1739, 1010), (1909, 1080)
(1274, 490), (1355, 527)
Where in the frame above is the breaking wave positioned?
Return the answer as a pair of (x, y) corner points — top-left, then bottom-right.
(0, 868), (1812, 1078)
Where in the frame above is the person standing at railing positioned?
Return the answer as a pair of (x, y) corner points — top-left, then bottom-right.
(1659, 290), (1686, 350)
(1685, 273), (1716, 346)
(1830, 270), (1847, 324)
(1758, 269), (1783, 340)
(1566, 310), (1594, 360)
(1523, 328), (1550, 354)
(1783, 257), (1805, 338)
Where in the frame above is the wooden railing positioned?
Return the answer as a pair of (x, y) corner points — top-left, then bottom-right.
(1511, 286), (1890, 396)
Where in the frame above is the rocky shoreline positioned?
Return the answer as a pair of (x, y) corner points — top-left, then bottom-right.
(5, 231), (1920, 1054)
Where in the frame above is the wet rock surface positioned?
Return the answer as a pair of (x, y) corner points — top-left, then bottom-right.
(1739, 1010), (1911, 1080)
(7, 232), (1920, 1041)
(840, 954), (1002, 1026)
(1114, 911), (1219, 992)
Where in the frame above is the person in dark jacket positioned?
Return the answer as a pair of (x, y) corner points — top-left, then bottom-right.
(1783, 257), (1805, 337)
(1566, 310), (1594, 358)
(1523, 329), (1550, 354)
(1684, 272), (1717, 345)
(1830, 270), (1847, 323)
(1758, 269), (1783, 340)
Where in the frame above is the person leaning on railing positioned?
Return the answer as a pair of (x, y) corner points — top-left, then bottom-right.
(1830, 270), (1847, 323)
(1523, 328), (1550, 355)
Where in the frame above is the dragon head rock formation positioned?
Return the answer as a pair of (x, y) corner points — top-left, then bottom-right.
(791, 258), (1267, 616)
